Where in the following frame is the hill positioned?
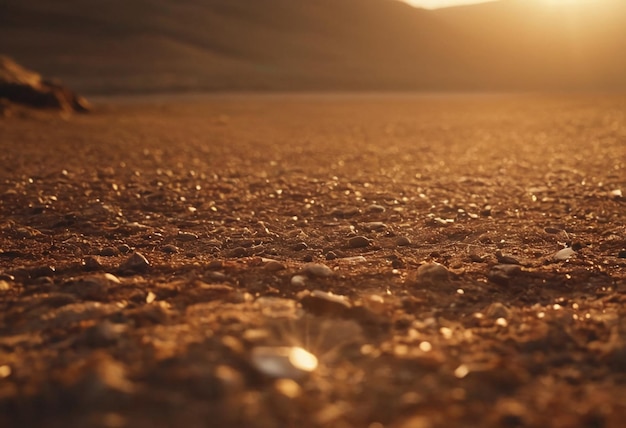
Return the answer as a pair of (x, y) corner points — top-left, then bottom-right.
(0, 0), (624, 93)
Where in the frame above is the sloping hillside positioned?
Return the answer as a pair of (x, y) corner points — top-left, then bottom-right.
(434, 0), (626, 90)
(0, 0), (624, 93)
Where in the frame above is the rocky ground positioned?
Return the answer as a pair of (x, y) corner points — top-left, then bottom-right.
(0, 93), (625, 428)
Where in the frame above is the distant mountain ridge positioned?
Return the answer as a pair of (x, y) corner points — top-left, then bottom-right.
(0, 0), (624, 94)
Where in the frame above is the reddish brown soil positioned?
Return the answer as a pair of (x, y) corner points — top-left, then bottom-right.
(0, 93), (625, 428)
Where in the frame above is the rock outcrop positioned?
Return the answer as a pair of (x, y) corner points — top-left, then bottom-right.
(0, 56), (90, 112)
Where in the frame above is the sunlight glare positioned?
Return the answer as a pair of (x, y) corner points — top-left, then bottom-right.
(289, 347), (319, 372)
(402, 0), (496, 9)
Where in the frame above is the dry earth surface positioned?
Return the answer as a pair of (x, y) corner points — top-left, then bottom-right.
(0, 93), (625, 428)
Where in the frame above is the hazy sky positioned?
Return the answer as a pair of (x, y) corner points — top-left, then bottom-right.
(403, 0), (495, 8)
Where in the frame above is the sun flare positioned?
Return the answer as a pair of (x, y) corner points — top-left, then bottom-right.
(404, 0), (595, 9)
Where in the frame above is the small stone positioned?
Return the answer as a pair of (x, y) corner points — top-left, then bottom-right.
(325, 251), (338, 260)
(300, 290), (352, 317)
(99, 246), (119, 257)
(228, 247), (248, 258)
(362, 222), (387, 232)
(366, 204), (386, 213)
(347, 236), (371, 248)
(206, 271), (227, 282)
(162, 244), (179, 254)
(0, 280), (12, 291)
(618, 250), (626, 259)
(496, 251), (520, 265)
(488, 264), (522, 285)
(292, 242), (308, 251)
(414, 263), (451, 287)
(70, 273), (121, 299)
(83, 256), (103, 271)
(330, 206), (360, 218)
(554, 247), (576, 261)
(119, 252), (150, 274)
(339, 256), (367, 264)
(302, 263), (334, 277)
(117, 244), (131, 254)
(396, 236), (411, 247)
(250, 346), (317, 380)
(291, 275), (307, 287)
(176, 231), (199, 242)
(544, 227), (561, 234)
(263, 259), (286, 272)
(29, 265), (55, 278)
(430, 217), (453, 226)
(484, 302), (512, 319)
(571, 241), (584, 251)
(469, 253), (485, 263)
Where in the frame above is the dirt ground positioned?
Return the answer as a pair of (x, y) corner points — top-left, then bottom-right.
(0, 93), (625, 428)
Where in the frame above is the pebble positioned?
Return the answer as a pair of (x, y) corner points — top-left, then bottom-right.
(362, 222), (387, 232)
(484, 302), (512, 319)
(119, 252), (150, 274)
(29, 265), (55, 279)
(83, 256), (103, 270)
(348, 236), (371, 248)
(414, 262), (451, 287)
(263, 259), (286, 272)
(496, 251), (521, 265)
(176, 231), (199, 242)
(162, 244), (179, 254)
(367, 204), (386, 213)
(206, 271), (227, 281)
(85, 272), (122, 285)
(469, 253), (485, 263)
(69, 273), (121, 300)
(618, 250), (626, 259)
(228, 247), (248, 258)
(325, 251), (338, 260)
(292, 242), (308, 251)
(300, 290), (352, 317)
(250, 346), (318, 380)
(302, 263), (334, 277)
(99, 246), (119, 257)
(544, 227), (561, 234)
(331, 206), (360, 218)
(554, 247), (576, 261)
(339, 256), (367, 264)
(0, 280), (10, 290)
(396, 236), (411, 247)
(117, 244), (131, 254)
(291, 275), (307, 287)
(487, 264), (522, 285)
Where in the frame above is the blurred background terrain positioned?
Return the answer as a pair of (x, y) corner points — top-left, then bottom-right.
(1, 0), (625, 94)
